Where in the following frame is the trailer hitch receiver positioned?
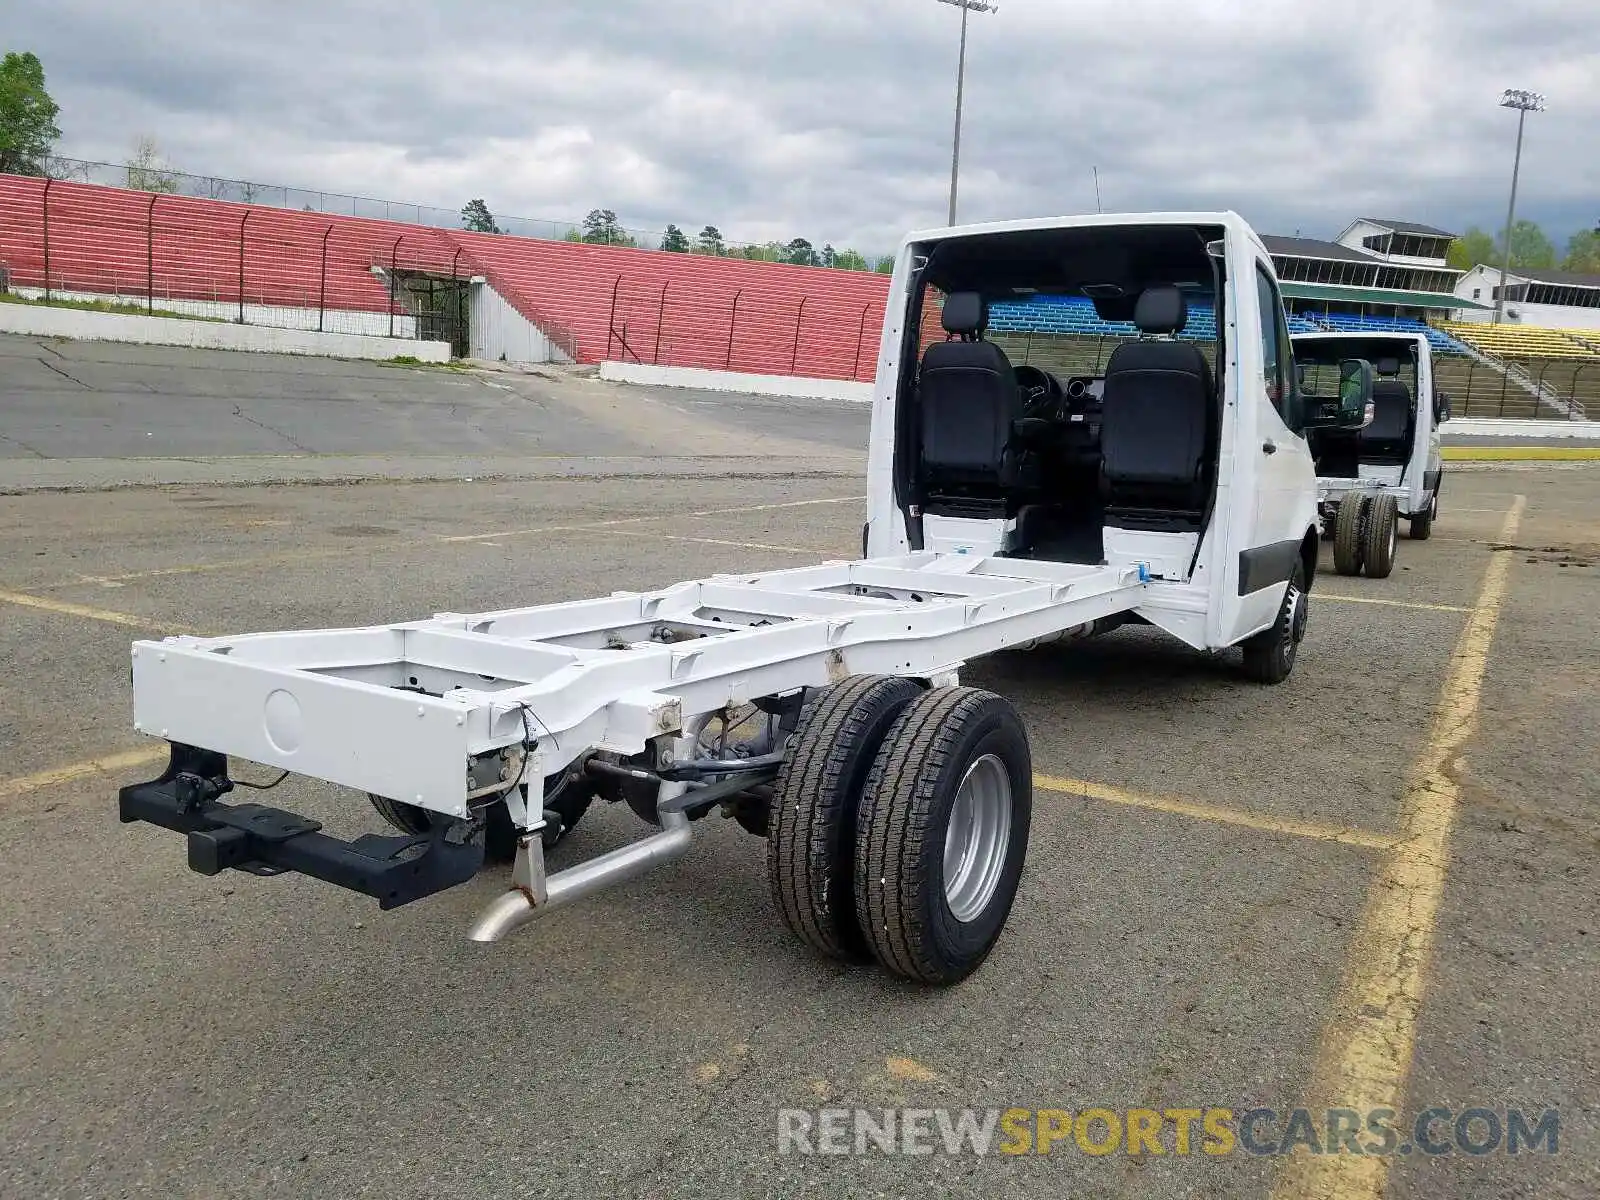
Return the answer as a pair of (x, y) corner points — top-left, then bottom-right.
(119, 743), (485, 910)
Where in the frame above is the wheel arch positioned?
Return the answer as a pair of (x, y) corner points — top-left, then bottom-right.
(1300, 526), (1320, 592)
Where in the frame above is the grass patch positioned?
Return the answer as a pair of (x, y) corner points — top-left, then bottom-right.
(378, 354), (470, 371)
(0, 290), (227, 323)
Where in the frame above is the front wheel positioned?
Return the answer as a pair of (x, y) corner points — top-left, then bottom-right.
(1240, 560), (1308, 685)
(854, 688), (1033, 986)
(1332, 495), (1366, 576)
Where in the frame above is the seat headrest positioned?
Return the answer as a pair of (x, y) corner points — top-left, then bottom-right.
(941, 292), (988, 336)
(1375, 357), (1401, 377)
(1134, 286), (1188, 335)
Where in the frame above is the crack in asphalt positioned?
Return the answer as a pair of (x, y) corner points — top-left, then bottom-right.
(36, 357), (91, 389)
(229, 403), (313, 453)
(0, 430), (49, 459)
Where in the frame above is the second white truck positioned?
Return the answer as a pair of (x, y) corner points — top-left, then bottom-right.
(1294, 330), (1449, 578)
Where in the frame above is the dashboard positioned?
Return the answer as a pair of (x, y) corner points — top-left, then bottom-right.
(1011, 365), (1102, 464)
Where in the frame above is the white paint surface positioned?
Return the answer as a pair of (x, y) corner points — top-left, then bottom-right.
(0, 302), (450, 362)
(599, 360), (874, 403)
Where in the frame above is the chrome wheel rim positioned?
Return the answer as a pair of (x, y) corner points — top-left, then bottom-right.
(943, 754), (1013, 923)
(1287, 581), (1308, 645)
(1388, 518), (1398, 560)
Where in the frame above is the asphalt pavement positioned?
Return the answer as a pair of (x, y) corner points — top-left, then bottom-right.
(0, 337), (1595, 1199)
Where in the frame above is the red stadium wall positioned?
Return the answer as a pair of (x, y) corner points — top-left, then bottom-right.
(0, 171), (940, 381)
(453, 232), (894, 380)
(0, 175), (467, 318)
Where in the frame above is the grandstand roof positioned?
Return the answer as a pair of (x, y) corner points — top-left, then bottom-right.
(1260, 235), (1375, 264)
(1511, 266), (1600, 290)
(1356, 218), (1457, 239)
(1279, 280), (1489, 311)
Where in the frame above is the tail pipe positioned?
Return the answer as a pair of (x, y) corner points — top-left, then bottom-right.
(468, 808), (692, 942)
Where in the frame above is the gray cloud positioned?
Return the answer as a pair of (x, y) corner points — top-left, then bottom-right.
(10, 0), (1598, 254)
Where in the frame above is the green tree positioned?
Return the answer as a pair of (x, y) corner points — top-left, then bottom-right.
(0, 51), (62, 176)
(874, 255), (896, 274)
(832, 248), (869, 272)
(126, 135), (180, 193)
(1562, 229), (1600, 274)
(461, 198), (500, 234)
(1496, 219), (1556, 270)
(785, 237), (817, 266)
(1446, 227), (1496, 272)
(819, 244), (836, 269)
(581, 208), (634, 246)
(695, 225), (725, 255)
(660, 223), (689, 253)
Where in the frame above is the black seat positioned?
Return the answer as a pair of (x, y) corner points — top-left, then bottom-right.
(918, 292), (1025, 507)
(1098, 286), (1215, 528)
(1361, 357), (1413, 464)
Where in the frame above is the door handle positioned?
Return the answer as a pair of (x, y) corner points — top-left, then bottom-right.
(1263, 440), (1278, 455)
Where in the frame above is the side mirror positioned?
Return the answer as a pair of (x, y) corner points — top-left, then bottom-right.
(1302, 358), (1375, 429)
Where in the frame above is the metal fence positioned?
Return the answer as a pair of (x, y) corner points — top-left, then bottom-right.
(7, 175), (477, 345)
(1432, 355), (1593, 420)
(598, 274), (886, 380)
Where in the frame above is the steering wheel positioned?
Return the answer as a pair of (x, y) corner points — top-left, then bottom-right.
(1014, 365), (1062, 416)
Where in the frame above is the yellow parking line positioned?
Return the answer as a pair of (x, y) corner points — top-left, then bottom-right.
(1442, 445), (1600, 461)
(0, 746), (166, 802)
(0, 588), (203, 636)
(1271, 495), (1526, 1200)
(1034, 775), (1395, 851)
(1317, 594), (1471, 614)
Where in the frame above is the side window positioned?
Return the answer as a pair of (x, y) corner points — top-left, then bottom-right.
(1253, 265), (1293, 424)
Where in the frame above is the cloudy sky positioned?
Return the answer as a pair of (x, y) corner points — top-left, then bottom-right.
(11, 0), (1599, 255)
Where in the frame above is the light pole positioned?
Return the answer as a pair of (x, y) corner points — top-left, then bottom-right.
(937, 0), (997, 226)
(1494, 88), (1545, 325)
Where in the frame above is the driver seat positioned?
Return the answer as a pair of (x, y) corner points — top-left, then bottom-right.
(917, 291), (1026, 509)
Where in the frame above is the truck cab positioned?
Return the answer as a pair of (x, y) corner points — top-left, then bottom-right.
(864, 212), (1366, 658)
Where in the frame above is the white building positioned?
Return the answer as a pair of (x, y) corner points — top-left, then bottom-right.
(1452, 265), (1600, 331)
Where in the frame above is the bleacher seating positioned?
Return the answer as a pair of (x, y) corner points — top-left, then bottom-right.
(0, 175), (467, 319)
(453, 231), (891, 375)
(988, 294), (1218, 341)
(1437, 320), (1599, 360)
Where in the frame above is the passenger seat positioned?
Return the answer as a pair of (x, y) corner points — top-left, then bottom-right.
(1098, 286), (1215, 529)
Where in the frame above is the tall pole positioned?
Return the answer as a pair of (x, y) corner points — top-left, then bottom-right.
(949, 3), (968, 226)
(1493, 88), (1545, 326)
(937, 0), (996, 227)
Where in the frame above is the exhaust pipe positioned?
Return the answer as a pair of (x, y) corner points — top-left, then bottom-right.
(468, 808), (692, 942)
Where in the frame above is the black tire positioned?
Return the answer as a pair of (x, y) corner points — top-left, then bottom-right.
(1363, 494), (1399, 579)
(1240, 559), (1308, 684)
(767, 675), (924, 963)
(1332, 495), (1366, 576)
(854, 688), (1033, 986)
(1408, 492), (1436, 541)
(368, 772), (592, 865)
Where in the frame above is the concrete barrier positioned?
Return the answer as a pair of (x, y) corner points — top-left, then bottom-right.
(0, 303), (451, 363)
(1446, 418), (1600, 440)
(599, 361), (874, 403)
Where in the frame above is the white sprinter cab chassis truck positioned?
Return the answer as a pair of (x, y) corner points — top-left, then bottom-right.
(118, 213), (1375, 985)
(1293, 330), (1450, 579)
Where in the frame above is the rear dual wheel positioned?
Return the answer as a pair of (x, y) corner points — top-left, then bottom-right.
(1331, 493), (1399, 579)
(766, 677), (1032, 985)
